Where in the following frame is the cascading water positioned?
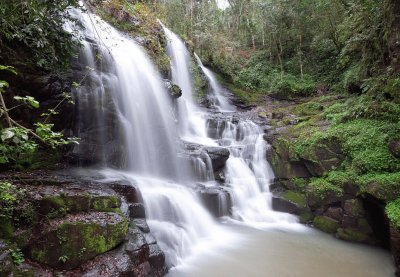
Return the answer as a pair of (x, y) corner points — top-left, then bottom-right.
(163, 26), (297, 228)
(72, 8), (227, 267)
(162, 26), (213, 144)
(194, 53), (235, 112)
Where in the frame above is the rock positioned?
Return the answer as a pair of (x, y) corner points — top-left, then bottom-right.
(299, 211), (314, 224)
(26, 212), (129, 270)
(324, 207), (343, 222)
(38, 194), (121, 219)
(389, 139), (400, 158)
(165, 81), (182, 99)
(337, 228), (374, 244)
(272, 191), (308, 215)
(343, 199), (364, 217)
(132, 219), (151, 233)
(198, 186), (231, 217)
(109, 181), (143, 203)
(204, 147), (230, 171)
(0, 241), (13, 276)
(148, 244), (166, 270)
(391, 225), (400, 275)
(313, 216), (339, 234)
(129, 203), (146, 219)
(266, 138), (311, 179)
(125, 230), (150, 266)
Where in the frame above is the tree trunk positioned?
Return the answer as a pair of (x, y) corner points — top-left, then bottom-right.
(299, 34), (304, 79)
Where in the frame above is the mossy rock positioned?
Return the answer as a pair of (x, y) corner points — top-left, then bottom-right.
(167, 84), (182, 99)
(336, 228), (373, 243)
(26, 212), (128, 270)
(282, 191), (307, 208)
(299, 211), (314, 224)
(39, 194), (121, 219)
(313, 216), (339, 234)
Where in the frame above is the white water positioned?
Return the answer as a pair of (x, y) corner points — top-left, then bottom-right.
(73, 9), (224, 267)
(194, 53), (235, 112)
(72, 7), (394, 275)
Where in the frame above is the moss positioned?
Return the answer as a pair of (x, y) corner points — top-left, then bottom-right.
(90, 196), (121, 212)
(307, 178), (343, 200)
(299, 211), (314, 223)
(29, 214), (129, 269)
(41, 194), (122, 218)
(336, 228), (371, 243)
(282, 191), (307, 208)
(293, 102), (324, 116)
(358, 172), (400, 201)
(386, 198), (400, 228)
(313, 216), (339, 233)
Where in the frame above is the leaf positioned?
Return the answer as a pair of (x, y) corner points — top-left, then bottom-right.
(1, 129), (15, 141)
(0, 65), (17, 75)
(0, 80), (9, 90)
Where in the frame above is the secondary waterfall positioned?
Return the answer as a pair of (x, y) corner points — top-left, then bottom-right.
(72, 6), (297, 270)
(194, 53), (235, 112)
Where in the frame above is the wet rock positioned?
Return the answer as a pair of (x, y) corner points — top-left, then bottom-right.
(272, 190), (308, 215)
(26, 212), (129, 270)
(204, 147), (230, 171)
(129, 203), (146, 219)
(198, 186), (231, 217)
(110, 181), (143, 203)
(132, 219), (151, 233)
(337, 228), (375, 244)
(125, 231), (150, 266)
(313, 216), (339, 234)
(165, 81), (182, 99)
(148, 244), (166, 270)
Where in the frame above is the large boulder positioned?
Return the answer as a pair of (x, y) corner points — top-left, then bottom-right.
(204, 147), (230, 171)
(26, 212), (129, 270)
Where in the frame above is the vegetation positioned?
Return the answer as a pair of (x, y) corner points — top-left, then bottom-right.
(0, 0), (81, 70)
(157, 0), (400, 101)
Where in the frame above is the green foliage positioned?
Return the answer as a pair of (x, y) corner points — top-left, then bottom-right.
(307, 177), (343, 199)
(0, 128), (38, 164)
(14, 96), (39, 109)
(0, 182), (17, 219)
(10, 248), (25, 265)
(35, 123), (78, 148)
(386, 198), (400, 228)
(0, 0), (81, 70)
(333, 119), (400, 173)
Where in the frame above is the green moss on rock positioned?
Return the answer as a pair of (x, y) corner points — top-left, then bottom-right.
(336, 228), (372, 243)
(386, 198), (400, 228)
(27, 212), (128, 270)
(282, 191), (307, 208)
(313, 216), (339, 234)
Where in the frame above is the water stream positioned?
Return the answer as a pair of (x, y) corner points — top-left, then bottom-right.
(72, 8), (395, 276)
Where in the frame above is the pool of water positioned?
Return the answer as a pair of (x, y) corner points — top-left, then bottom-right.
(168, 222), (395, 277)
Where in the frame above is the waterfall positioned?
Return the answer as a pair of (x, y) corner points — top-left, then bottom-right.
(163, 27), (297, 228)
(194, 53), (235, 112)
(72, 6), (298, 270)
(72, 9), (225, 267)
